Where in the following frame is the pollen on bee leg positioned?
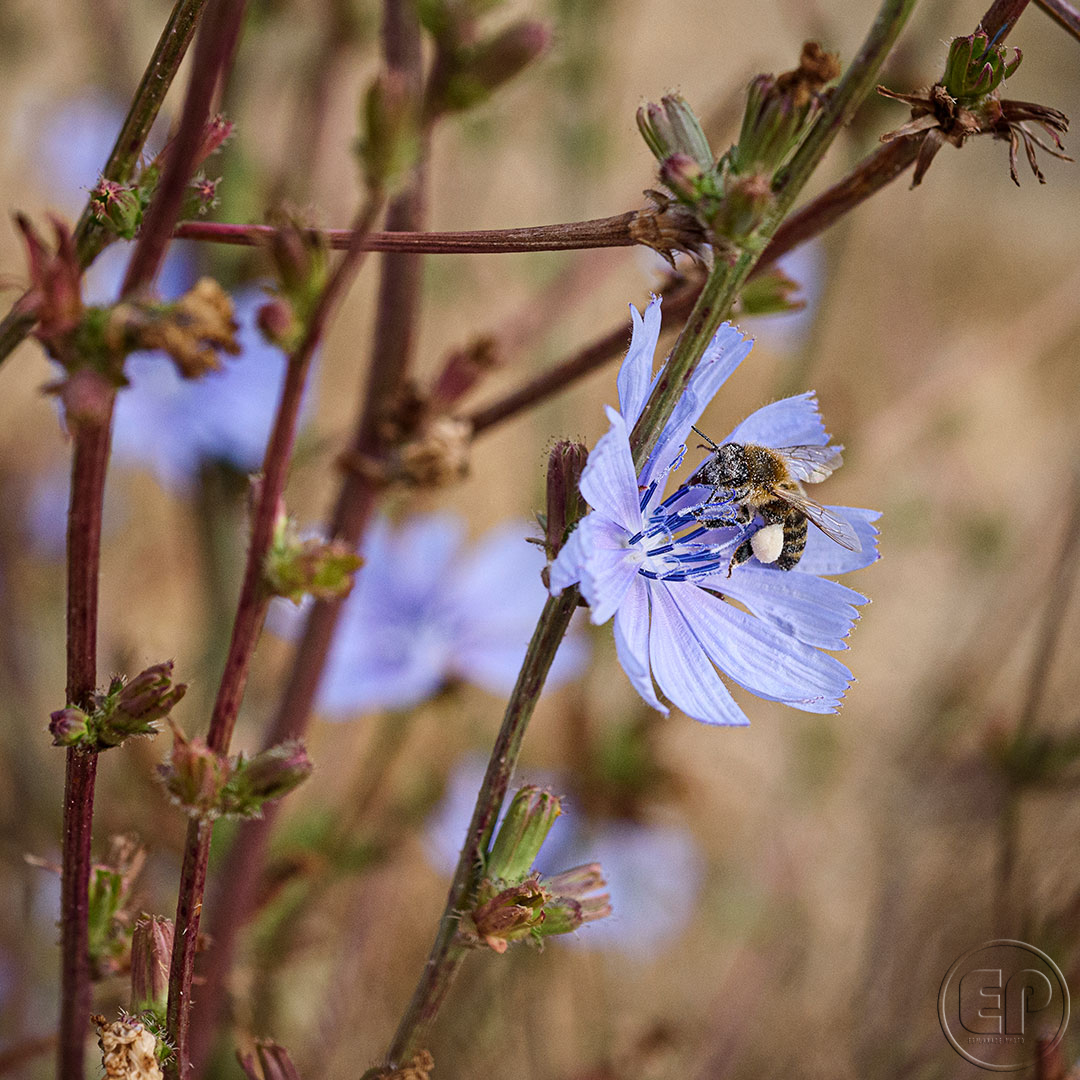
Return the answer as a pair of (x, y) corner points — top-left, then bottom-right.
(750, 523), (785, 565)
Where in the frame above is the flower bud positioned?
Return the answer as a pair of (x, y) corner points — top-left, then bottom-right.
(545, 442), (588, 560)
(256, 297), (300, 350)
(238, 1041), (302, 1080)
(50, 707), (90, 747)
(264, 514), (363, 604)
(658, 153), (704, 204)
(729, 43), (839, 177)
(89, 179), (144, 239)
(429, 337), (500, 410)
(436, 20), (552, 116)
(943, 32), (1021, 103)
(356, 70), (421, 194)
(116, 661), (186, 721)
(220, 740), (314, 817)
(129, 916), (173, 1019)
(637, 95), (713, 171)
(487, 786), (563, 884)
(157, 730), (228, 819)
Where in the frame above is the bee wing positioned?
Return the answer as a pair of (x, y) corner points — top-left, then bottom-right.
(772, 486), (862, 552)
(776, 444), (844, 484)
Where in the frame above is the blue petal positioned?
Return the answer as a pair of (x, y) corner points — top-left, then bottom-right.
(641, 323), (753, 488)
(718, 565), (866, 650)
(796, 507), (881, 574)
(548, 520), (587, 594)
(580, 407), (644, 533)
(725, 391), (828, 447)
(648, 583), (749, 726)
(579, 515), (640, 625)
(613, 576), (666, 713)
(451, 523), (587, 692)
(553, 819), (704, 957)
(617, 296), (662, 425)
(664, 581), (850, 713)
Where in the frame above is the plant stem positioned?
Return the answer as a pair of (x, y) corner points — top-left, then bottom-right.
(386, 0), (920, 1064)
(0, 0), (208, 365)
(978, 0), (1033, 38)
(175, 213), (640, 253)
(58, 411), (114, 1080)
(632, 0), (917, 469)
(385, 589), (580, 1067)
(1035, 0), (1080, 41)
(165, 194), (383, 1079)
(186, 2), (428, 1067)
(465, 136), (921, 436)
(123, 0), (247, 295)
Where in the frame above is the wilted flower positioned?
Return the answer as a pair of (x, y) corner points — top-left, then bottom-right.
(269, 515), (586, 715)
(549, 297), (878, 726)
(110, 286), (316, 491)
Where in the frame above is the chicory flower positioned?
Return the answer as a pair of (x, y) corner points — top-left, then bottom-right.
(270, 514), (586, 715)
(550, 297), (878, 726)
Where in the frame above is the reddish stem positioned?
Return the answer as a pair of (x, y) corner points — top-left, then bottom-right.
(187, 2), (428, 1068)
(58, 409), (114, 1080)
(122, 0), (248, 296)
(165, 197), (382, 1078)
(174, 214), (639, 253)
(467, 137), (922, 435)
(1033, 0), (1080, 39)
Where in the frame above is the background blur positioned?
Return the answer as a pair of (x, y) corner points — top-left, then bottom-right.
(2, 0), (1080, 1077)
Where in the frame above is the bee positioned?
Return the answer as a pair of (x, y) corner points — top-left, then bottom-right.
(687, 429), (861, 573)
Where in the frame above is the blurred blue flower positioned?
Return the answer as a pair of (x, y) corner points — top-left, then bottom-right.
(550, 297), (879, 726)
(425, 755), (704, 958)
(271, 514), (586, 715)
(110, 286), (311, 492)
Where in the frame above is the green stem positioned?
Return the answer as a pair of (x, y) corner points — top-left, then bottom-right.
(384, 588), (580, 1067)
(385, 0), (919, 1065)
(0, 0), (208, 365)
(631, 0), (918, 471)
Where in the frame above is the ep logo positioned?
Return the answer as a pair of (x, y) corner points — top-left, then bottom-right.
(938, 940), (1070, 1071)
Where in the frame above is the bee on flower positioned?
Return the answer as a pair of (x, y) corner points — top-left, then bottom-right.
(549, 297), (879, 727)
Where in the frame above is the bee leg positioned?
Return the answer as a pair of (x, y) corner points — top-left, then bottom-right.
(727, 538), (755, 577)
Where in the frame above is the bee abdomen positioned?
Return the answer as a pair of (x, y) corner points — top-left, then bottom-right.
(776, 513), (808, 570)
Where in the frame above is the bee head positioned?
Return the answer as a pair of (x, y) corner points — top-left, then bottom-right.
(712, 443), (749, 486)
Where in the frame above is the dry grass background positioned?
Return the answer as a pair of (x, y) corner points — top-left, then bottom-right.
(1, 0), (1080, 1077)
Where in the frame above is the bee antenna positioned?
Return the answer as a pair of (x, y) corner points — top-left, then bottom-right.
(691, 424), (719, 450)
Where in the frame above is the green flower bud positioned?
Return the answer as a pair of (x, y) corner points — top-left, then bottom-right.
(436, 20), (551, 116)
(220, 740), (314, 818)
(486, 786), (563, 883)
(356, 70), (421, 195)
(157, 730), (228, 820)
(264, 513), (363, 604)
(942, 33), (1021, 103)
(637, 95), (713, 171)
(130, 916), (174, 1020)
